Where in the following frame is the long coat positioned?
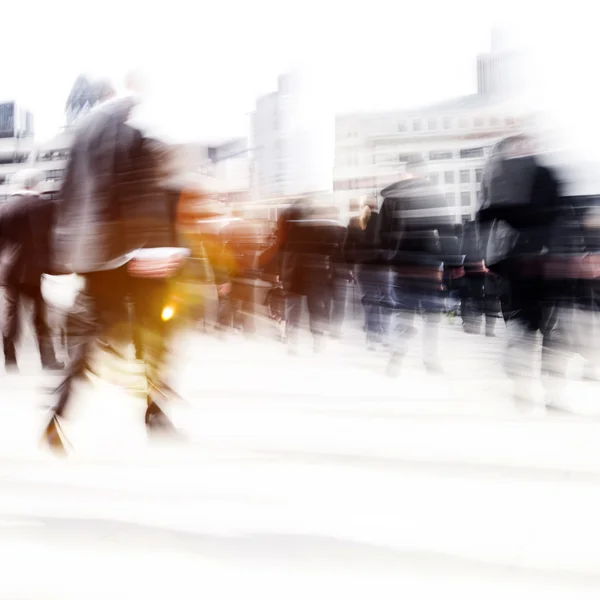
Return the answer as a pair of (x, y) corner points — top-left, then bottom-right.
(53, 96), (178, 275)
(0, 192), (56, 287)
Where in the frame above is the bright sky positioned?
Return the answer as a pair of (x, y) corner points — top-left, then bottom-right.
(0, 0), (595, 185)
(0, 0), (499, 142)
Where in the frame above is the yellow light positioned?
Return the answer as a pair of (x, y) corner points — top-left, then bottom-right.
(161, 305), (175, 322)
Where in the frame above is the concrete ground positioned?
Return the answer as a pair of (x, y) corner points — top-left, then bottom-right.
(0, 320), (600, 599)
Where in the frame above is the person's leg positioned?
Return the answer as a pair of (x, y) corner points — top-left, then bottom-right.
(2, 286), (19, 369)
(421, 288), (443, 372)
(131, 276), (178, 433)
(28, 286), (62, 369)
(387, 276), (417, 376)
(358, 266), (380, 347)
(306, 279), (328, 351)
(329, 274), (347, 338)
(239, 281), (256, 334)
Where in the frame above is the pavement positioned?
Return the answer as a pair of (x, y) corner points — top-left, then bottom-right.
(1, 321), (600, 598)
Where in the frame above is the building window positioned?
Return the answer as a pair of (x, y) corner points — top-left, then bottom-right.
(429, 150), (452, 161)
(430, 172), (439, 185)
(474, 118), (484, 127)
(460, 170), (470, 183)
(398, 154), (412, 163)
(489, 117), (499, 127)
(444, 171), (455, 184)
(461, 191), (471, 206)
(46, 169), (65, 181)
(443, 117), (452, 129)
(475, 168), (483, 183)
(412, 119), (422, 132)
(428, 118), (436, 131)
(445, 192), (455, 204)
(459, 117), (469, 128)
(398, 121), (407, 132)
(459, 147), (484, 159)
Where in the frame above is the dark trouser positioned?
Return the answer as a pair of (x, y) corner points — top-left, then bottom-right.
(460, 274), (498, 334)
(326, 275), (347, 336)
(357, 265), (388, 338)
(53, 267), (173, 418)
(2, 283), (57, 367)
(286, 280), (330, 340)
(498, 273), (568, 390)
(389, 273), (442, 363)
(218, 279), (256, 333)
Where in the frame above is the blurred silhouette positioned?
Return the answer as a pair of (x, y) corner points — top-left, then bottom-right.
(0, 169), (63, 372)
(344, 198), (387, 349)
(477, 135), (570, 405)
(45, 80), (186, 453)
(378, 154), (454, 375)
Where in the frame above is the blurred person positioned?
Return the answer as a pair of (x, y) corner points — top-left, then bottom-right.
(477, 135), (571, 405)
(0, 169), (64, 372)
(217, 212), (263, 336)
(282, 203), (340, 354)
(323, 206), (351, 339)
(459, 220), (497, 336)
(439, 224), (465, 323)
(378, 154), (454, 376)
(344, 198), (387, 349)
(258, 198), (309, 344)
(44, 78), (187, 453)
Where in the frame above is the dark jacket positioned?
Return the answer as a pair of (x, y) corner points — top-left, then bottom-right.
(477, 154), (563, 272)
(343, 212), (381, 267)
(53, 96), (178, 274)
(0, 193), (56, 287)
(378, 177), (454, 269)
(282, 216), (343, 294)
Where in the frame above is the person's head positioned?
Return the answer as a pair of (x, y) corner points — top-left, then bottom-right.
(404, 153), (427, 179)
(10, 169), (44, 196)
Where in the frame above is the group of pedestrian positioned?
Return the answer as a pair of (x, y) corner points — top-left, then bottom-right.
(0, 79), (597, 457)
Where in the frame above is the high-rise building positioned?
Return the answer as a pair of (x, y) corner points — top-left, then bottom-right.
(251, 71), (330, 201)
(0, 101), (36, 201)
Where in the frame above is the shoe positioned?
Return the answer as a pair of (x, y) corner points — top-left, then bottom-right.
(145, 402), (177, 435)
(41, 414), (68, 456)
(4, 362), (18, 374)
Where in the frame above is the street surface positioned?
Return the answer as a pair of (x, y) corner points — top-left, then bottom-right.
(1, 321), (600, 598)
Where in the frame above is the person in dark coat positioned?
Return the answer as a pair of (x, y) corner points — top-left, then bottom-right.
(282, 203), (342, 353)
(344, 199), (387, 349)
(378, 154), (454, 375)
(476, 134), (571, 404)
(459, 220), (497, 336)
(0, 169), (63, 372)
(44, 82), (186, 453)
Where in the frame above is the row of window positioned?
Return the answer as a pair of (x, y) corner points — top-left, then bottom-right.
(46, 169), (65, 182)
(38, 149), (69, 162)
(335, 168), (483, 191)
(430, 169), (483, 185)
(0, 153), (30, 165)
(372, 146), (485, 166)
(445, 191), (477, 207)
(398, 116), (513, 133)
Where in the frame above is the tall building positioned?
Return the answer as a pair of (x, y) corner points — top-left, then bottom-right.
(251, 71), (330, 201)
(208, 138), (251, 204)
(0, 101), (36, 201)
(251, 75), (291, 200)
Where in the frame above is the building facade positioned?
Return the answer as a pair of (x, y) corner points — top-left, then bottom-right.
(333, 37), (527, 223)
(0, 101), (36, 201)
